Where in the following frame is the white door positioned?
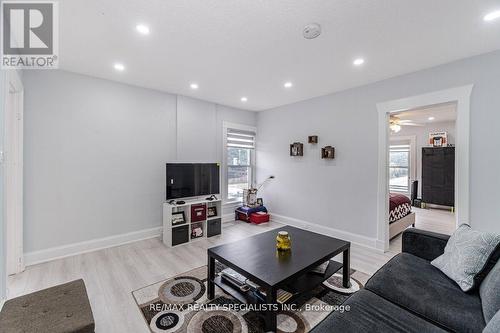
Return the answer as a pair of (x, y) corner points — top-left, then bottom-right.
(4, 71), (24, 276)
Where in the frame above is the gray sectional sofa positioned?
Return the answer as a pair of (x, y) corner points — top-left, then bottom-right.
(311, 228), (500, 333)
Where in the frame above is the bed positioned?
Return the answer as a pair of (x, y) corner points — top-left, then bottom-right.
(389, 193), (415, 239)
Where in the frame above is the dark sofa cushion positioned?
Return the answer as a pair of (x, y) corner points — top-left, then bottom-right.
(480, 260), (500, 323)
(310, 289), (447, 333)
(402, 228), (449, 261)
(365, 253), (485, 333)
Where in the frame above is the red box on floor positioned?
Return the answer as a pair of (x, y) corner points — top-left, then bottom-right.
(237, 212), (251, 222)
(249, 212), (270, 224)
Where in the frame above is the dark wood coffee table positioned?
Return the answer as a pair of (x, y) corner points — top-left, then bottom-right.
(207, 225), (350, 332)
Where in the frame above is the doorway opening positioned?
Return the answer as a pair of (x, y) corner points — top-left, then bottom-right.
(387, 103), (457, 250)
(376, 85), (472, 252)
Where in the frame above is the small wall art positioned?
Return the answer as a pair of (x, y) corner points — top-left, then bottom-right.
(290, 142), (304, 156)
(321, 146), (335, 159)
(308, 135), (318, 144)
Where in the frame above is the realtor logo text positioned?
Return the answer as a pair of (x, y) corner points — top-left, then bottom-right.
(1, 1), (58, 69)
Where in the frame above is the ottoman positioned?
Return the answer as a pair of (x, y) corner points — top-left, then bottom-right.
(0, 279), (95, 333)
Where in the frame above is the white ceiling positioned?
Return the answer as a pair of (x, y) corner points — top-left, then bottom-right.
(59, 0), (500, 111)
(396, 103), (457, 125)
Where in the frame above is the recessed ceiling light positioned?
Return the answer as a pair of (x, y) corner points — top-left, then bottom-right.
(353, 58), (365, 66)
(113, 63), (125, 71)
(284, 82), (293, 88)
(484, 10), (500, 22)
(428, 117), (435, 121)
(240, 97), (248, 102)
(136, 24), (150, 35)
(190, 83), (199, 90)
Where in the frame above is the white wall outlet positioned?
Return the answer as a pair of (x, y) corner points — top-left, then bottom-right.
(0, 151), (4, 164)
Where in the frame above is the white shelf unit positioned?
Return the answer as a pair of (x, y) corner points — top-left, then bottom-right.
(163, 198), (222, 247)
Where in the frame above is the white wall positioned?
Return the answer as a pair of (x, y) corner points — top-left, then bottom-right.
(391, 121), (456, 195)
(257, 50), (500, 245)
(176, 96), (217, 161)
(23, 70), (256, 254)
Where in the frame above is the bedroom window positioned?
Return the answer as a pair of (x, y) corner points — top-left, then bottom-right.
(223, 123), (256, 202)
(389, 144), (410, 193)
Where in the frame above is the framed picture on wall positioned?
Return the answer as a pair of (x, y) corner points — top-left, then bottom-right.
(308, 135), (318, 144)
(321, 146), (335, 159)
(429, 132), (448, 147)
(290, 142), (304, 156)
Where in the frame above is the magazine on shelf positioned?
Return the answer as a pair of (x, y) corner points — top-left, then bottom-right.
(311, 260), (331, 275)
(256, 287), (295, 304)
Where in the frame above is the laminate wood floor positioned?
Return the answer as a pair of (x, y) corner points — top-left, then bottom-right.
(389, 207), (456, 252)
(8, 214), (451, 333)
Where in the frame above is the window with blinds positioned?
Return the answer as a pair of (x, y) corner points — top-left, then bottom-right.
(389, 144), (410, 193)
(226, 129), (256, 149)
(225, 127), (256, 201)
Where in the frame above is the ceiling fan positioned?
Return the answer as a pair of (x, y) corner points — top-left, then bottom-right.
(389, 116), (423, 133)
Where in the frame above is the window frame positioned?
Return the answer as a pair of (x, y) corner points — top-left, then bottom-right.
(389, 136), (416, 195)
(389, 144), (410, 193)
(222, 122), (257, 204)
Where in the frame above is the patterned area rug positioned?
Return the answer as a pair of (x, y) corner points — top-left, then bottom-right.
(132, 263), (367, 333)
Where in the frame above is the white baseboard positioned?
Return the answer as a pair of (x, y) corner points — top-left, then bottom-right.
(271, 213), (382, 252)
(222, 202), (240, 223)
(222, 212), (236, 223)
(23, 213), (378, 267)
(24, 226), (163, 267)
(375, 239), (386, 251)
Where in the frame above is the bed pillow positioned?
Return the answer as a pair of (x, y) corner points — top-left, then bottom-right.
(431, 224), (500, 292)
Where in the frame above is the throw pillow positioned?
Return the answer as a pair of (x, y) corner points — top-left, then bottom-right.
(483, 310), (500, 333)
(480, 260), (500, 323)
(431, 224), (500, 292)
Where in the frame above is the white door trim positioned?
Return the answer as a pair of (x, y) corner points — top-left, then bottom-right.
(4, 70), (24, 276)
(376, 85), (472, 251)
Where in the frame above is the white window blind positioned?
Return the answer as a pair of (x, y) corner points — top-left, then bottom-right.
(227, 129), (256, 149)
(225, 126), (256, 201)
(389, 144), (411, 193)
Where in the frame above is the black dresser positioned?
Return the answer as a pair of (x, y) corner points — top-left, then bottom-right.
(422, 147), (455, 207)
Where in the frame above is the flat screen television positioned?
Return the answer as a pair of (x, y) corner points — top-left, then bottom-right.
(166, 163), (220, 200)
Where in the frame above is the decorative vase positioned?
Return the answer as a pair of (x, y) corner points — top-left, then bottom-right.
(276, 231), (292, 251)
